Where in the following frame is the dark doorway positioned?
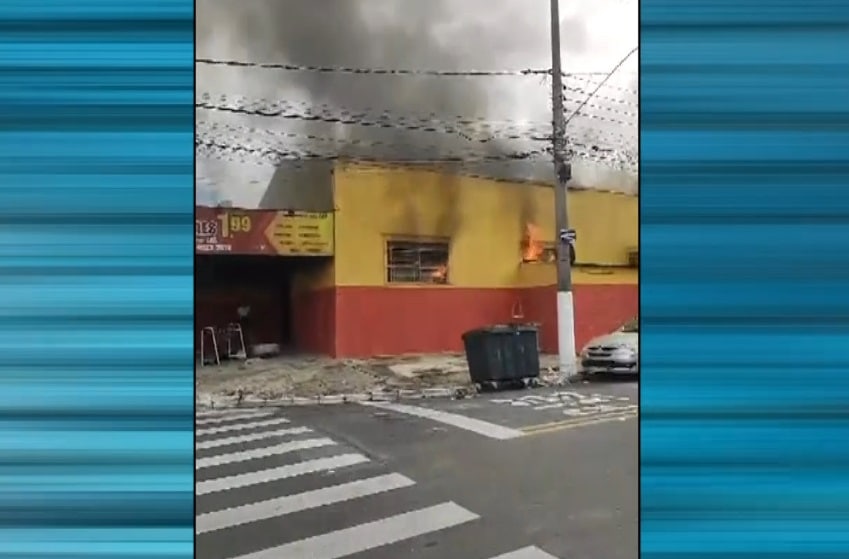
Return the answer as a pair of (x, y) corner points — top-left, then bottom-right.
(195, 254), (327, 353)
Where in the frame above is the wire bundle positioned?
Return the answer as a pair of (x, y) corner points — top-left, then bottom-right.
(196, 51), (639, 182)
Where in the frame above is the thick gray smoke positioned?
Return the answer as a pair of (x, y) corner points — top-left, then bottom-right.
(196, 0), (637, 206)
(197, 1), (529, 160)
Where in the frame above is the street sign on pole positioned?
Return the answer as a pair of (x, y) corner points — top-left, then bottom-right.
(559, 228), (577, 244)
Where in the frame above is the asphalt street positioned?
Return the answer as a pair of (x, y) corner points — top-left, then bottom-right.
(196, 379), (638, 559)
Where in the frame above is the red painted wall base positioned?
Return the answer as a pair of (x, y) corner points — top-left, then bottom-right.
(291, 288), (336, 355)
(293, 284), (637, 358)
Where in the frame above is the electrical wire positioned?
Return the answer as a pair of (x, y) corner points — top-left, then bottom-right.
(196, 95), (637, 142)
(562, 83), (637, 108)
(195, 127), (636, 169)
(195, 135), (549, 161)
(562, 74), (638, 96)
(195, 135), (638, 172)
(196, 120), (637, 162)
(564, 47), (639, 127)
(196, 57), (616, 78)
(561, 95), (638, 121)
(196, 52), (640, 186)
(196, 149), (637, 203)
(197, 87), (637, 124)
(195, 150), (638, 179)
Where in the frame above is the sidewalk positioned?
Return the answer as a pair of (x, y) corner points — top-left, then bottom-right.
(196, 352), (573, 405)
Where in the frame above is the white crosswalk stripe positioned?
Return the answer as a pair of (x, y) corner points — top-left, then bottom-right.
(196, 417), (291, 437)
(195, 426), (312, 450)
(195, 412), (561, 559)
(197, 473), (416, 534)
(196, 454), (371, 496)
(195, 437), (338, 470)
(196, 411), (271, 426)
(361, 401), (526, 440)
(490, 546), (561, 559)
(232, 502), (480, 559)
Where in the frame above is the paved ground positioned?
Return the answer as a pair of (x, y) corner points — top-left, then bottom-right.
(196, 378), (638, 559)
(416, 378), (638, 431)
(196, 352), (572, 403)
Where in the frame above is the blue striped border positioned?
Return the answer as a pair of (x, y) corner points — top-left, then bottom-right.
(0, 2), (194, 558)
(641, 1), (849, 557)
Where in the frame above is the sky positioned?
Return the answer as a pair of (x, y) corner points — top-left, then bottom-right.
(196, 0), (638, 207)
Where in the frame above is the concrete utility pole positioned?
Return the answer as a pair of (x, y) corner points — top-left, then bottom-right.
(549, 0), (577, 376)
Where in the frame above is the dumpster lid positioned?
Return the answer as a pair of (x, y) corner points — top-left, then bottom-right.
(464, 323), (539, 336)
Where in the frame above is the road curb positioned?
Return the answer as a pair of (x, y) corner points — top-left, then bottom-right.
(195, 374), (587, 411)
(196, 385), (477, 411)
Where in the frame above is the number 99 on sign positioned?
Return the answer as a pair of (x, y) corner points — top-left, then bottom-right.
(216, 213), (252, 237)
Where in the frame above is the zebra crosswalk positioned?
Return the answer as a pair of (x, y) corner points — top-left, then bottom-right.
(195, 407), (562, 559)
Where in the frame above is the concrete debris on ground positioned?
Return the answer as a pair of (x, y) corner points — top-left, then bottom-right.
(196, 353), (579, 405)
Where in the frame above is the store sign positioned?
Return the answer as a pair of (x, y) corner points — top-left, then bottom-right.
(195, 207), (334, 256)
(263, 211), (334, 255)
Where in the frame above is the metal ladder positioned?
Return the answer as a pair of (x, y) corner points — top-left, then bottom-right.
(200, 326), (219, 366)
(200, 323), (247, 367)
(225, 323), (247, 360)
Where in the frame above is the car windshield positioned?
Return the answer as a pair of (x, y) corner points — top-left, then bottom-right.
(620, 318), (638, 333)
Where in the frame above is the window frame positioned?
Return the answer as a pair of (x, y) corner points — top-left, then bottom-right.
(384, 236), (451, 286)
(521, 241), (558, 264)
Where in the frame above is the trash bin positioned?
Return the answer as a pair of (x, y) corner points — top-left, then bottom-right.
(462, 324), (541, 385)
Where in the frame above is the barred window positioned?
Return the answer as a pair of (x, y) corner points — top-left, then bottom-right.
(386, 239), (450, 284)
(522, 243), (557, 264)
(521, 224), (556, 264)
(521, 242), (575, 265)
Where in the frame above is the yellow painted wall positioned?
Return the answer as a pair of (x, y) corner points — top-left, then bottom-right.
(332, 163), (638, 288)
(518, 263), (639, 287)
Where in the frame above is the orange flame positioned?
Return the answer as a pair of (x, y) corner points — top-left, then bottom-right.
(431, 264), (448, 283)
(522, 224), (544, 262)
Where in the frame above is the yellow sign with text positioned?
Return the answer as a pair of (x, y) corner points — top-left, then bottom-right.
(263, 211), (334, 256)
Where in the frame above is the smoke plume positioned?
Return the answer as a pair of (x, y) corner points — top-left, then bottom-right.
(197, 1), (523, 159)
(196, 0), (637, 205)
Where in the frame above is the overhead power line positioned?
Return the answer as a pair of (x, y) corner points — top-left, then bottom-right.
(195, 121), (632, 159)
(562, 83), (637, 106)
(196, 93), (546, 130)
(196, 148), (637, 193)
(197, 90), (637, 129)
(196, 120), (637, 162)
(196, 137), (548, 163)
(196, 57), (615, 78)
(194, 147), (635, 177)
(563, 76), (637, 97)
(564, 46), (639, 127)
(194, 149), (637, 179)
(196, 49), (640, 182)
(197, 101), (480, 143)
(561, 94), (638, 121)
(195, 135), (637, 172)
(196, 95), (637, 143)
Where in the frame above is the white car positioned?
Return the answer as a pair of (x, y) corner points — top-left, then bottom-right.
(579, 318), (639, 376)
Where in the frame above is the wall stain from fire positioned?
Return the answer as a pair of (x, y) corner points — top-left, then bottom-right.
(384, 167), (463, 240)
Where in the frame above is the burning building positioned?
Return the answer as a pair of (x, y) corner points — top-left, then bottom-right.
(196, 161), (637, 358)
